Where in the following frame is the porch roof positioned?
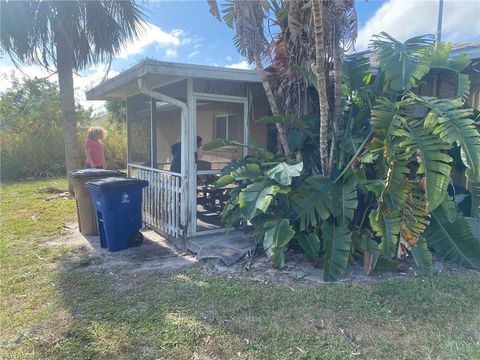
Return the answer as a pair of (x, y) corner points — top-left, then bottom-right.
(86, 60), (261, 100)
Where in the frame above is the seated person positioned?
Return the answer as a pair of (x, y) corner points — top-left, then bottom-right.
(170, 136), (202, 173)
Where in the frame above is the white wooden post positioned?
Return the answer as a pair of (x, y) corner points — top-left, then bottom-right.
(187, 78), (196, 237)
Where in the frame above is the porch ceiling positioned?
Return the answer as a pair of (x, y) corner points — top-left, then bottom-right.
(86, 60), (261, 101)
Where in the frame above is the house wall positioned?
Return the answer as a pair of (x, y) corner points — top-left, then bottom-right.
(154, 108), (181, 169)
(196, 101), (245, 170)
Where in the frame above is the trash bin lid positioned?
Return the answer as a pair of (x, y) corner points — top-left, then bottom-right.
(68, 169), (124, 178)
(85, 177), (148, 190)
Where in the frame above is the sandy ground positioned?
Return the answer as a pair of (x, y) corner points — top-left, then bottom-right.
(45, 223), (480, 285)
(46, 222), (197, 274)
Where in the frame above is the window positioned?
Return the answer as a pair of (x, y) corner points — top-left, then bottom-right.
(215, 114), (237, 140)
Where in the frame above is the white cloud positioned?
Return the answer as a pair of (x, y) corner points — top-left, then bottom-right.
(165, 48), (178, 59)
(188, 50), (200, 58)
(356, 0), (480, 50)
(117, 22), (189, 59)
(0, 63), (118, 113)
(225, 60), (251, 70)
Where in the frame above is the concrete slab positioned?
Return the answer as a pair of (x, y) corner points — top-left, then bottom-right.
(45, 223), (197, 274)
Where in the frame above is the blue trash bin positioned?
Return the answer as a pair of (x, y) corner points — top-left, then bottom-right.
(86, 177), (149, 252)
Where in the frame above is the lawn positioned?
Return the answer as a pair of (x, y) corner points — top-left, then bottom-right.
(1, 178), (479, 359)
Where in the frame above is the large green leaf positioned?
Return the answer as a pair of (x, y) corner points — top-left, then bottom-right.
(414, 95), (480, 182)
(231, 163), (262, 181)
(214, 174), (235, 188)
(202, 138), (246, 151)
(371, 32), (434, 91)
(343, 52), (371, 92)
(291, 176), (332, 231)
(399, 126), (452, 211)
(429, 42), (471, 100)
(263, 218), (295, 268)
(266, 162), (303, 185)
(425, 204), (480, 268)
(369, 210), (401, 258)
(322, 222), (352, 281)
(381, 158), (411, 211)
(239, 181), (279, 219)
(329, 173), (358, 224)
(410, 236), (433, 272)
(370, 98), (403, 156)
(295, 232), (321, 257)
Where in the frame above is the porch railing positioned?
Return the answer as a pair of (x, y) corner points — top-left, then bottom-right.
(129, 164), (183, 237)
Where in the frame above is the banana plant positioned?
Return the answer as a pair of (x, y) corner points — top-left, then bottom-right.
(207, 32), (480, 280)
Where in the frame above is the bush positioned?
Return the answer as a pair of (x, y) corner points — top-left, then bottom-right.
(0, 77), (126, 180)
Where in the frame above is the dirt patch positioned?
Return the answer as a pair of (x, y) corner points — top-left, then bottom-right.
(45, 223), (480, 286)
(45, 223), (196, 276)
(199, 247), (480, 285)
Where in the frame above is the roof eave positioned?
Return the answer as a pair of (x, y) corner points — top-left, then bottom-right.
(86, 60), (262, 101)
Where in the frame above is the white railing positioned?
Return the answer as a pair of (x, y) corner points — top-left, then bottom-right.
(129, 164), (183, 237)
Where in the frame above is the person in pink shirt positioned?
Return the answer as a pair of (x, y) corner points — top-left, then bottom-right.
(84, 126), (107, 169)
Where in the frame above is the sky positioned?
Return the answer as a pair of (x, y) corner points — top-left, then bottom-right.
(1, 0), (479, 113)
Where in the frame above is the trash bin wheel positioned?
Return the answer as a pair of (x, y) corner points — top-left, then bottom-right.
(128, 231), (144, 247)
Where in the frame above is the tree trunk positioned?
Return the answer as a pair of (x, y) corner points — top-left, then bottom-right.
(329, 42), (343, 172)
(254, 54), (292, 159)
(56, 28), (81, 193)
(312, 0), (330, 177)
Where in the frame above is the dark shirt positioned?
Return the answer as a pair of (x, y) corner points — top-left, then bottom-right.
(170, 141), (181, 173)
(170, 141), (197, 174)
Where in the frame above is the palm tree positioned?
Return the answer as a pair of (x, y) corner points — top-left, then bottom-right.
(0, 0), (145, 184)
(311, 0), (356, 177)
(209, 0), (292, 159)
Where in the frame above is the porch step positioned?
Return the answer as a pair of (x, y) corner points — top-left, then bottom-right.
(186, 232), (258, 266)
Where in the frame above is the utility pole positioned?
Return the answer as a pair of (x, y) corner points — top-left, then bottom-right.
(437, 0), (444, 43)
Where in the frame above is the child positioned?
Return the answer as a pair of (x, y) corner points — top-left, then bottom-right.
(85, 126), (107, 169)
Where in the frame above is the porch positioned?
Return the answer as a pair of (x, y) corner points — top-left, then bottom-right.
(86, 60), (274, 239)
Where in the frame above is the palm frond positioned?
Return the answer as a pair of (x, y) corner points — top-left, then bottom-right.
(369, 209), (401, 258)
(429, 42), (471, 100)
(371, 32), (434, 91)
(291, 176), (332, 231)
(425, 199), (480, 268)
(412, 95), (480, 182)
(399, 126), (452, 211)
(322, 221), (352, 281)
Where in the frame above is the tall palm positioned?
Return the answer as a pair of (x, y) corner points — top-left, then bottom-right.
(209, 0), (292, 158)
(0, 0), (145, 183)
(311, 0), (356, 176)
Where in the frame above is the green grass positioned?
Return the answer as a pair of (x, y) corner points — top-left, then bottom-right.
(1, 178), (480, 359)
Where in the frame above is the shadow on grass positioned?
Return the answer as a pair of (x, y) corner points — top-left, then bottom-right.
(39, 243), (480, 360)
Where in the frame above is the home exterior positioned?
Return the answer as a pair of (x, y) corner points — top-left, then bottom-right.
(86, 42), (480, 240)
(86, 60), (274, 239)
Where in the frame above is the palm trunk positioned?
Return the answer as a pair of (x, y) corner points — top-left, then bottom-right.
(254, 54), (292, 159)
(56, 30), (81, 193)
(328, 42), (343, 172)
(312, 0), (330, 177)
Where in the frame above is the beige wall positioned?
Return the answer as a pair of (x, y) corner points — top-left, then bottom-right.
(196, 101), (244, 169)
(155, 108), (181, 169)
(151, 84), (272, 171)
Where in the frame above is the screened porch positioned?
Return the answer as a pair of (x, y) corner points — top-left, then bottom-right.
(97, 62), (275, 239)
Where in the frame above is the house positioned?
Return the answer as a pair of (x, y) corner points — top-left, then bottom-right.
(86, 42), (480, 241)
(86, 60), (274, 239)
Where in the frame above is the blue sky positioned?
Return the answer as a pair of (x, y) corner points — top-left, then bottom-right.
(1, 0), (479, 111)
(110, 0), (385, 71)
